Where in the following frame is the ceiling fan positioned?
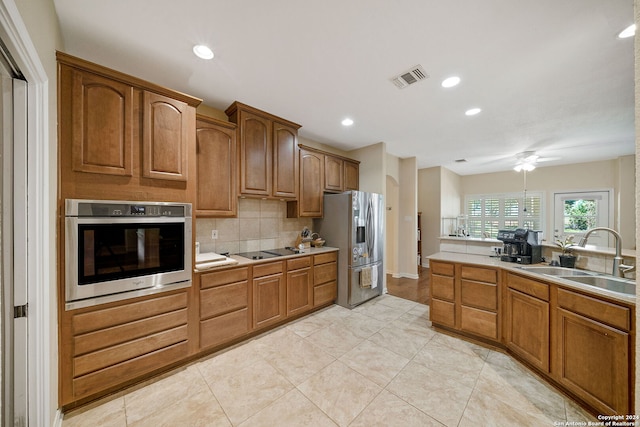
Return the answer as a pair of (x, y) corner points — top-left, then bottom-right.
(513, 150), (559, 171)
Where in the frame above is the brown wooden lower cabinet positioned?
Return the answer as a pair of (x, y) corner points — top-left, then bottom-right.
(198, 267), (250, 350)
(554, 288), (631, 415)
(287, 256), (312, 316)
(428, 261), (635, 416)
(252, 261), (286, 330)
(505, 287), (549, 372)
(313, 252), (337, 306)
(60, 250), (339, 407)
(61, 290), (190, 406)
(430, 261), (456, 327)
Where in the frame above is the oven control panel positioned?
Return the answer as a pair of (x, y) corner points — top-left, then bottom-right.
(66, 200), (190, 218)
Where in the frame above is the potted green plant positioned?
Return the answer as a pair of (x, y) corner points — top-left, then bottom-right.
(556, 235), (577, 268)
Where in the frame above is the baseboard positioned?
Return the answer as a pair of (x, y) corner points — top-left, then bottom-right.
(53, 409), (63, 427)
(423, 259), (430, 268)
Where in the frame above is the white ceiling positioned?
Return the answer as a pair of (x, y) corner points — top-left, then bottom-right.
(53, 0), (635, 175)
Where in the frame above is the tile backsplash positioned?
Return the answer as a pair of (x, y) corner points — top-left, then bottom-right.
(195, 198), (313, 255)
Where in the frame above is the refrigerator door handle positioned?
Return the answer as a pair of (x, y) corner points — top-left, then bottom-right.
(366, 198), (374, 257)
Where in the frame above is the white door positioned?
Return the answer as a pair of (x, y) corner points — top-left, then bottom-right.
(553, 191), (612, 247)
(1, 54), (28, 427)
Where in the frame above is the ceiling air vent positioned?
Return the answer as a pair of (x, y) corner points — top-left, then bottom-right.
(390, 65), (429, 89)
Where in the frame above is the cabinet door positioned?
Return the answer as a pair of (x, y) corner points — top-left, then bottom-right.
(324, 156), (343, 192)
(142, 91), (189, 181)
(298, 149), (324, 217)
(505, 288), (549, 372)
(555, 308), (629, 415)
(195, 118), (237, 217)
(344, 160), (359, 190)
(71, 69), (134, 176)
(239, 111), (272, 196)
(287, 267), (312, 316)
(273, 121), (298, 199)
(253, 273), (286, 329)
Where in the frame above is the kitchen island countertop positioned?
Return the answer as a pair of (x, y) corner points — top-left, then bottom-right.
(428, 252), (636, 305)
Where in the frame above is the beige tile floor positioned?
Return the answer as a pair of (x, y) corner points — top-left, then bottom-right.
(62, 294), (596, 427)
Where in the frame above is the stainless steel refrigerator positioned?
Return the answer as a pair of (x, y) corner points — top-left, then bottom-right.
(313, 191), (384, 309)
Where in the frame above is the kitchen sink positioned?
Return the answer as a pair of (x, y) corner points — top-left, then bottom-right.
(517, 266), (635, 295)
(564, 275), (636, 295)
(517, 266), (601, 277)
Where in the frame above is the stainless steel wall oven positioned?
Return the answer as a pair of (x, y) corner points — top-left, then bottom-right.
(65, 199), (192, 309)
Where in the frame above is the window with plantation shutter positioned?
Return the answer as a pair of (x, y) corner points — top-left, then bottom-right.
(465, 192), (544, 238)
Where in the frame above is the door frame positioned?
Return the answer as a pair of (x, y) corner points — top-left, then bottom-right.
(553, 189), (613, 246)
(0, 1), (53, 426)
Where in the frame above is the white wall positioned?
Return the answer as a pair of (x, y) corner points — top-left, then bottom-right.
(418, 167), (442, 259)
(460, 158), (635, 248)
(385, 175), (399, 275)
(398, 157), (418, 278)
(350, 142), (386, 195)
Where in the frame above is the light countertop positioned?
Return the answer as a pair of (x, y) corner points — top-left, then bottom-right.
(195, 246), (339, 272)
(427, 252), (636, 305)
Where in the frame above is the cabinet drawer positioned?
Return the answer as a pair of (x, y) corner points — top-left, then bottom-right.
(461, 280), (497, 311)
(74, 325), (188, 376)
(557, 288), (630, 331)
(72, 342), (188, 399)
(314, 262), (337, 285)
(287, 256), (311, 270)
(507, 273), (549, 301)
(431, 298), (455, 327)
(72, 292), (187, 335)
(431, 261), (454, 277)
(253, 261), (284, 278)
(74, 309), (187, 356)
(314, 251), (337, 265)
(461, 265), (498, 284)
(200, 308), (249, 349)
(314, 281), (337, 306)
(461, 306), (498, 340)
(200, 267), (248, 289)
(431, 275), (454, 301)
(200, 281), (248, 319)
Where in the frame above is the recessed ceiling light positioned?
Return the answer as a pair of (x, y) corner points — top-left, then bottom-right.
(465, 108), (482, 116)
(341, 118), (354, 126)
(618, 24), (636, 39)
(193, 44), (214, 60)
(441, 76), (461, 88)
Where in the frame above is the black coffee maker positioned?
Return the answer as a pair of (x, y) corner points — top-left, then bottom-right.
(497, 228), (542, 264)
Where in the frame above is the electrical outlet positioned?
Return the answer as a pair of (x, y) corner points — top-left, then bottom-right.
(211, 230), (218, 239)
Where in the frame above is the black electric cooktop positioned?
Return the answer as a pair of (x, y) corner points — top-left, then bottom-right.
(235, 247), (300, 260)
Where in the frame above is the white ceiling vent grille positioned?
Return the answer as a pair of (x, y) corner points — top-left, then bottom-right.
(390, 65), (429, 89)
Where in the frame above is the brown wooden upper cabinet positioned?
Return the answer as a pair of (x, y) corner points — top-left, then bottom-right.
(69, 69), (134, 177)
(195, 115), (237, 217)
(57, 52), (201, 203)
(344, 159), (359, 191)
(288, 144), (360, 218)
(324, 156), (343, 192)
(297, 147), (324, 217)
(143, 92), (189, 181)
(324, 155), (359, 193)
(225, 102), (300, 200)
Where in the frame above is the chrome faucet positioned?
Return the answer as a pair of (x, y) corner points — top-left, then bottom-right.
(578, 227), (635, 278)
